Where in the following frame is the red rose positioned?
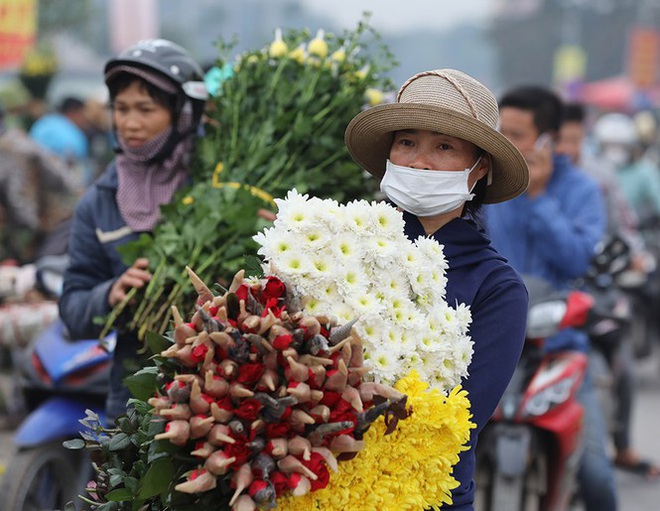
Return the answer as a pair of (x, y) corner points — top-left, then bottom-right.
(248, 479), (269, 498)
(191, 344), (209, 363)
(265, 422), (291, 439)
(301, 452), (330, 491)
(215, 396), (233, 411)
(263, 276), (286, 300)
(224, 439), (251, 468)
(235, 284), (250, 303)
(272, 334), (293, 350)
(263, 297), (285, 318)
(319, 390), (341, 408)
(237, 363), (266, 385)
(269, 471), (290, 497)
(234, 398), (262, 421)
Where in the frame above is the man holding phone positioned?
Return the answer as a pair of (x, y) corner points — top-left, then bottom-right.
(485, 86), (616, 511)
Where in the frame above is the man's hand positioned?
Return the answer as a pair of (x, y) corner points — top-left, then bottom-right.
(525, 133), (554, 198)
(108, 257), (151, 307)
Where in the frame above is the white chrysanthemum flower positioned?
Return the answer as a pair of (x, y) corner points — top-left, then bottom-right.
(276, 250), (311, 276)
(370, 201), (406, 237)
(364, 235), (399, 265)
(307, 253), (338, 282)
(354, 317), (387, 345)
(343, 199), (376, 233)
(381, 272), (411, 298)
(455, 301), (473, 327)
(253, 226), (296, 260)
(415, 236), (448, 267)
(336, 265), (368, 294)
(346, 291), (384, 322)
(364, 343), (403, 383)
(331, 232), (362, 262)
(331, 302), (357, 324)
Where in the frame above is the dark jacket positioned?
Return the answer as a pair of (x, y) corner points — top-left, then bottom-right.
(59, 162), (143, 420)
(403, 212), (528, 511)
(59, 162), (141, 337)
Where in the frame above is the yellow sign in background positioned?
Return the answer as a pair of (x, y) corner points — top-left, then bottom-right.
(0, 0), (37, 69)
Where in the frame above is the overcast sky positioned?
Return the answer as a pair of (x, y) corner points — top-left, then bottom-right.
(301, 0), (495, 33)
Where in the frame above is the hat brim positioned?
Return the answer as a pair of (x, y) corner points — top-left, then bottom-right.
(345, 103), (529, 204)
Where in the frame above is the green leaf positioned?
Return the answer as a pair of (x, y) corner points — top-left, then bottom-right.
(243, 254), (264, 278)
(138, 456), (175, 499)
(106, 487), (133, 502)
(145, 331), (172, 356)
(124, 366), (159, 401)
(109, 432), (132, 451)
(62, 438), (86, 450)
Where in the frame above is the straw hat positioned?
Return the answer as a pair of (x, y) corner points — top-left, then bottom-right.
(345, 69), (529, 203)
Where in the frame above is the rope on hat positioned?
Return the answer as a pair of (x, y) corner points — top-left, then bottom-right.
(397, 70), (480, 121)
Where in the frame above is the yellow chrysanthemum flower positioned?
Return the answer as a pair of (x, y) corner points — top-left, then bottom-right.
(269, 28), (288, 58)
(278, 371), (475, 511)
(365, 87), (385, 106)
(182, 196), (194, 205)
(289, 44), (306, 64)
(330, 47), (346, 63)
(308, 29), (328, 59)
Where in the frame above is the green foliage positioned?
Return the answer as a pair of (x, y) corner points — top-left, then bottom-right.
(101, 16), (397, 340)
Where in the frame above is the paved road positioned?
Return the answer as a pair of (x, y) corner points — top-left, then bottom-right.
(0, 349), (659, 510)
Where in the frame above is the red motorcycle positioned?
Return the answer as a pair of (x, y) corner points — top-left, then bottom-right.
(474, 276), (592, 511)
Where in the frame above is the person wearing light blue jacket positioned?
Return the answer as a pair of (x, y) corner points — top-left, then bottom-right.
(486, 86), (615, 511)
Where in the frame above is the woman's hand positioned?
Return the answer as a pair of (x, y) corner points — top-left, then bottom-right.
(108, 257), (151, 307)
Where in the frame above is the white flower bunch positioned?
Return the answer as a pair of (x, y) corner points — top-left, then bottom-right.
(253, 190), (473, 392)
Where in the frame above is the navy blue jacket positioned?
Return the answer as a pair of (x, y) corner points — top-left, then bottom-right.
(403, 212), (528, 510)
(59, 162), (144, 420)
(59, 163), (141, 338)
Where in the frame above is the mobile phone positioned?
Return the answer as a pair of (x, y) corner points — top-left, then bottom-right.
(534, 133), (553, 151)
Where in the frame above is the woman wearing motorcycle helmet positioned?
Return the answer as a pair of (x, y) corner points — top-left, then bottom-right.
(59, 39), (208, 422)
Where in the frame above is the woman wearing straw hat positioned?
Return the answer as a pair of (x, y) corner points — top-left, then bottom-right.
(345, 69), (530, 509)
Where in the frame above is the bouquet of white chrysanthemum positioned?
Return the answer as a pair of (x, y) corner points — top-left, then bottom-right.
(253, 190), (473, 392)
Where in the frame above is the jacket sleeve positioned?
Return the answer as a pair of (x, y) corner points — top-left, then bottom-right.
(447, 269), (529, 509)
(525, 177), (605, 280)
(58, 194), (117, 340)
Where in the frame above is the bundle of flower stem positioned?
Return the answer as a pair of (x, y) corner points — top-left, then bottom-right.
(100, 16), (397, 340)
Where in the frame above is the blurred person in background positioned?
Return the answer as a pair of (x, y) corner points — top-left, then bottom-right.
(558, 103), (648, 263)
(558, 103), (660, 481)
(592, 112), (660, 230)
(58, 39), (208, 424)
(486, 86), (617, 511)
(0, 101), (79, 267)
(29, 96), (92, 186)
(83, 89), (115, 182)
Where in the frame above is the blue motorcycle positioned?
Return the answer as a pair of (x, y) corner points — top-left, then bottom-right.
(0, 319), (115, 511)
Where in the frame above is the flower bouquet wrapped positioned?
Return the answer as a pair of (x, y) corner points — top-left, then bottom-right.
(72, 192), (474, 511)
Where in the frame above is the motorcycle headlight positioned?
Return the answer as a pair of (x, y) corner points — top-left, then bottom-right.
(523, 375), (576, 417)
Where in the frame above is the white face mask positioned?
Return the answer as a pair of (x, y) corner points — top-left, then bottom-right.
(601, 146), (631, 169)
(380, 157), (482, 217)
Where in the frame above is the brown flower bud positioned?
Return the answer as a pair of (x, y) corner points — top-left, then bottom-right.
(204, 450), (237, 476)
(207, 424), (236, 446)
(154, 419), (190, 446)
(174, 468), (217, 493)
(277, 455), (318, 480)
(229, 463), (254, 507)
(159, 403), (192, 421)
(190, 414), (215, 439)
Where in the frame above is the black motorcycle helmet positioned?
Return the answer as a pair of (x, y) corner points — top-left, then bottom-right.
(104, 39), (208, 161)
